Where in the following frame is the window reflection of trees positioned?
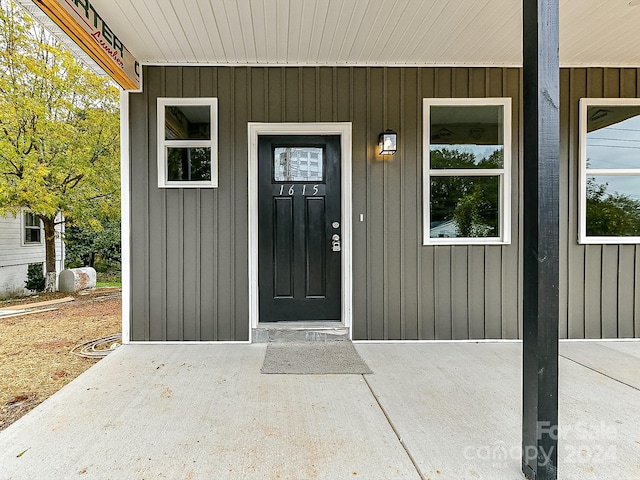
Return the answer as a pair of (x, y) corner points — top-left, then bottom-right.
(167, 147), (211, 182)
(586, 176), (640, 237)
(582, 103), (640, 238)
(430, 148), (502, 238)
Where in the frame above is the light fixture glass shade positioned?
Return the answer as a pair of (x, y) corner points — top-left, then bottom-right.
(378, 130), (397, 155)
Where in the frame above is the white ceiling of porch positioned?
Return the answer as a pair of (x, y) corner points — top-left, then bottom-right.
(40, 0), (640, 67)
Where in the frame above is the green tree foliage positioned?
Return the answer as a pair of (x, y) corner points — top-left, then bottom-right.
(167, 147), (211, 181)
(24, 263), (45, 292)
(453, 188), (494, 237)
(0, 0), (120, 291)
(430, 148), (502, 237)
(65, 219), (121, 269)
(586, 178), (640, 236)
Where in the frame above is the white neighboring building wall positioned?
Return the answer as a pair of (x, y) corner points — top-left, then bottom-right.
(429, 220), (458, 239)
(0, 211), (64, 298)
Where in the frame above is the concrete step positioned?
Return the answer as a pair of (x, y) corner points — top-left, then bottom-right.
(252, 323), (349, 343)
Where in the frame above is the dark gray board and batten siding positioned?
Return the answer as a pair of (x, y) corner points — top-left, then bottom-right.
(128, 66), (640, 341)
(561, 68), (640, 339)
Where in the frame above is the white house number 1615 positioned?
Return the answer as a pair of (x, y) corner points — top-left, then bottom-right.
(278, 185), (319, 196)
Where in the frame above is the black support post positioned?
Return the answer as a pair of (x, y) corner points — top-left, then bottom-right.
(522, 1), (560, 479)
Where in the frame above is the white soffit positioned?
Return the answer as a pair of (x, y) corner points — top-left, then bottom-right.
(24, 0), (640, 67)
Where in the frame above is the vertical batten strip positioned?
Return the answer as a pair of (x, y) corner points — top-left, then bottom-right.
(212, 67), (220, 340)
(558, 68), (570, 339)
(501, 68), (508, 338)
(399, 69), (406, 339)
(145, 75), (152, 341)
(215, 67), (230, 340)
(158, 68), (167, 341)
(195, 70), (202, 340)
(178, 68), (185, 341)
(387, 68), (402, 339)
(315, 68), (321, 122)
(333, 68), (338, 123)
(517, 68), (525, 339)
(366, 67), (373, 339)
(415, 69), (424, 340)
(635, 245), (640, 337)
(504, 67), (521, 339)
(179, 189), (185, 341)
(568, 68), (586, 338)
(229, 68), (236, 340)
(233, 67), (249, 341)
(298, 67), (304, 121)
(129, 69), (150, 340)
(382, 67), (389, 340)
(157, 67), (168, 340)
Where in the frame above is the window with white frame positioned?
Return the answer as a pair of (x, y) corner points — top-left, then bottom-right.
(157, 98), (218, 188)
(423, 98), (511, 245)
(23, 211), (42, 244)
(579, 99), (640, 243)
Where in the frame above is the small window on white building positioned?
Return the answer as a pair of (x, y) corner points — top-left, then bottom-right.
(157, 98), (218, 188)
(579, 99), (640, 244)
(23, 211), (42, 244)
(423, 98), (512, 245)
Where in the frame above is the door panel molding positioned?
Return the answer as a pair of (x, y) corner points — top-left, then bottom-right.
(248, 123), (353, 337)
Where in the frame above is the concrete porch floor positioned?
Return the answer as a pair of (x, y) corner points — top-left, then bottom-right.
(1, 342), (639, 479)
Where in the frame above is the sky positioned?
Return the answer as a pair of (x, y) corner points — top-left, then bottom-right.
(587, 110), (640, 200)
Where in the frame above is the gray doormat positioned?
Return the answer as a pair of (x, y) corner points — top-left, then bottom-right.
(261, 341), (372, 374)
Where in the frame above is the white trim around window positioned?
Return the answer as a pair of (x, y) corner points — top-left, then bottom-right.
(579, 98), (640, 244)
(21, 208), (43, 246)
(157, 97), (218, 188)
(422, 98), (512, 245)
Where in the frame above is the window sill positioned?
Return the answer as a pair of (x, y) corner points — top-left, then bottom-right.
(158, 182), (217, 189)
(424, 238), (511, 246)
(578, 236), (640, 245)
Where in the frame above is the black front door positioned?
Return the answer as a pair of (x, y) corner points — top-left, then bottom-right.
(258, 135), (341, 322)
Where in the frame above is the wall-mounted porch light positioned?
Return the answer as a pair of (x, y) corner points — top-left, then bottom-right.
(378, 130), (398, 155)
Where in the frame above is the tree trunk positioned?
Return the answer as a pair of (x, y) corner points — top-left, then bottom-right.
(42, 216), (57, 292)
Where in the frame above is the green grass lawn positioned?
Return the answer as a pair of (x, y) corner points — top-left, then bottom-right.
(95, 271), (121, 289)
(95, 281), (122, 288)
